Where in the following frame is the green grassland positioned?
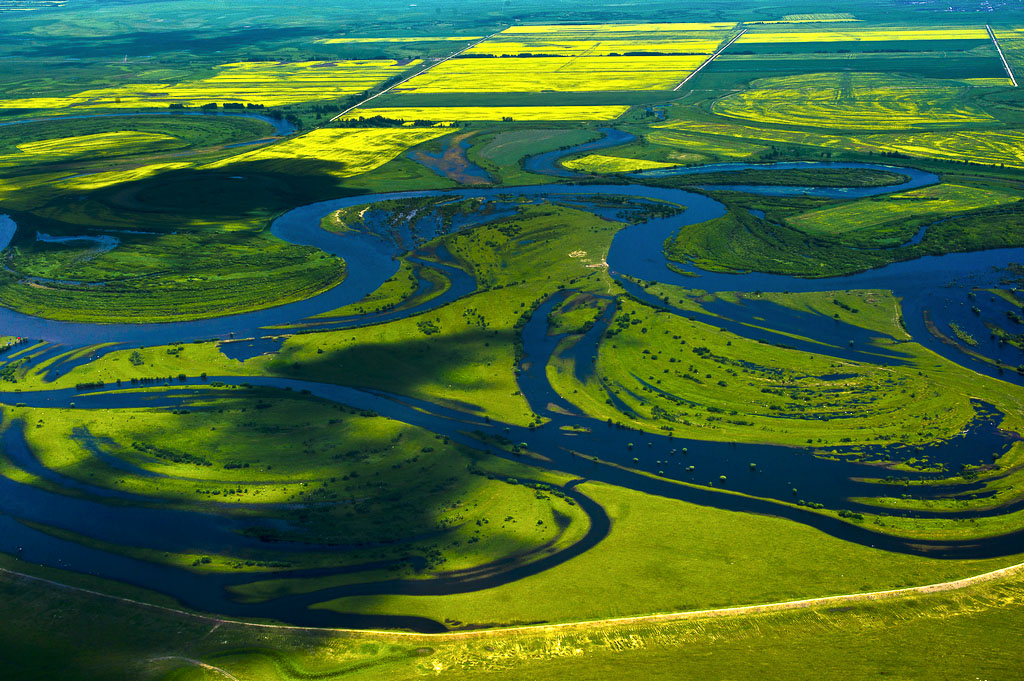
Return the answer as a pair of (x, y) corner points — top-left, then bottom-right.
(0, 115), (275, 170)
(786, 182), (1019, 236)
(311, 480), (1024, 627)
(0, 221), (346, 323)
(468, 126), (600, 185)
(547, 289), (1024, 449)
(3, 393), (589, 581)
(17, 201), (623, 426)
(0, 124), (463, 322)
(1, 538), (1023, 681)
(663, 182), (1024, 277)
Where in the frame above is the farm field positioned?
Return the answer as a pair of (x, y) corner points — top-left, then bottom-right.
(562, 153), (676, 172)
(0, 60), (419, 110)
(2, 4), (1024, 681)
(344, 106), (630, 122)
(736, 27), (989, 42)
(711, 73), (997, 130)
(993, 27), (1024, 74)
(654, 120), (1024, 169)
(395, 55), (709, 93)
(203, 127), (451, 177)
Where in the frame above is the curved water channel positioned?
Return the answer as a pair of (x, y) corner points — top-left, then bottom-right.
(0, 127), (1023, 630)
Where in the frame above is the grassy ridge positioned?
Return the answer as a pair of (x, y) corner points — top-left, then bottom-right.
(1, 541), (1023, 680)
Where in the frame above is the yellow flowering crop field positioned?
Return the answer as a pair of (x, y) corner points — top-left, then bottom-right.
(0, 60), (418, 110)
(737, 27), (989, 43)
(561, 154), (676, 173)
(465, 39), (722, 56)
(203, 128), (449, 177)
(396, 55), (708, 92)
(347, 106), (629, 121)
(501, 23), (736, 34)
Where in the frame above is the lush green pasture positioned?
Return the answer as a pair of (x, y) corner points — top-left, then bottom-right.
(263, 202), (622, 425)
(0, 115), (274, 170)
(4, 394), (588, 580)
(548, 290), (1024, 448)
(0, 222), (345, 323)
(0, 558), (1020, 681)
(664, 186), (1024, 277)
(469, 126), (600, 184)
(313, 480), (1024, 627)
(787, 182), (1019, 236)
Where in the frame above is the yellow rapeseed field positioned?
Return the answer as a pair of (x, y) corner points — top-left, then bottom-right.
(0, 60), (418, 110)
(397, 56), (708, 92)
(203, 128), (450, 177)
(501, 23), (736, 34)
(737, 27), (988, 42)
(562, 154), (676, 172)
(345, 106), (629, 121)
(465, 39), (721, 56)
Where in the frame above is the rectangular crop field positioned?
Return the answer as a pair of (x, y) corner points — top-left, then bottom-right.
(395, 55), (708, 92)
(993, 28), (1024, 73)
(203, 128), (449, 177)
(0, 60), (418, 110)
(500, 23), (736, 35)
(468, 22), (733, 57)
(736, 27), (989, 43)
(730, 25), (996, 58)
(705, 50), (1010, 81)
(655, 121), (1024, 169)
(464, 39), (722, 56)
(346, 106), (629, 121)
(710, 73), (996, 130)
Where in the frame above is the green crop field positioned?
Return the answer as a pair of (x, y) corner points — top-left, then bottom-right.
(711, 73), (997, 130)
(2, 4), (1024, 680)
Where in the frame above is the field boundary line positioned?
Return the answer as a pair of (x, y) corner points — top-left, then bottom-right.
(330, 32), (502, 122)
(987, 25), (1018, 87)
(1, 559), (1022, 640)
(672, 28), (746, 91)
